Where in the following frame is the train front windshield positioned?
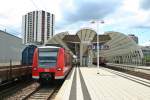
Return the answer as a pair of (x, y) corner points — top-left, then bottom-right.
(38, 48), (58, 68)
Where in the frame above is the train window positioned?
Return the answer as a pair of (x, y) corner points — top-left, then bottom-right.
(38, 48), (58, 68)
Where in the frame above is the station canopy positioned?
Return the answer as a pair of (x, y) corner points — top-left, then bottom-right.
(46, 29), (144, 66)
(46, 28), (111, 55)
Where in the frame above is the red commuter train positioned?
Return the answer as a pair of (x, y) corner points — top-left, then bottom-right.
(32, 46), (72, 81)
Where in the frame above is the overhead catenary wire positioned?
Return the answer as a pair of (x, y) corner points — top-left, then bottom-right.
(29, 0), (49, 12)
(29, 0), (40, 10)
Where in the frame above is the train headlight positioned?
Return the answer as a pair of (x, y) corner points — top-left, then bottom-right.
(33, 67), (37, 71)
(57, 68), (62, 71)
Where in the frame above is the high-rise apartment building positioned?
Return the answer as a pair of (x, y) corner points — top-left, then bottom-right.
(22, 10), (54, 44)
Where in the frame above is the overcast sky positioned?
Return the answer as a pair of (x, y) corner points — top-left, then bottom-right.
(0, 0), (150, 45)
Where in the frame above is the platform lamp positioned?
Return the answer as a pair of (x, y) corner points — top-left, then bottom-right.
(91, 19), (104, 74)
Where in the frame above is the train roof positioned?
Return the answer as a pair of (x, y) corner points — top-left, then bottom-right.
(38, 46), (61, 49)
(45, 44), (63, 47)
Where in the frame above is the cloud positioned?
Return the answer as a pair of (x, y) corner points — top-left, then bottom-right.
(140, 0), (150, 10)
(134, 25), (150, 29)
(58, 0), (122, 28)
(141, 41), (150, 46)
(0, 0), (149, 46)
(0, 0), (63, 36)
(0, 14), (8, 19)
(102, 0), (150, 31)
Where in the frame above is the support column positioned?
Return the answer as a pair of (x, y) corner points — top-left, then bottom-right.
(89, 48), (93, 66)
(80, 43), (83, 66)
(130, 55), (132, 64)
(75, 43), (77, 56)
(122, 56), (125, 64)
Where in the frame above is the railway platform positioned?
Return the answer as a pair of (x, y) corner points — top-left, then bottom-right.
(55, 66), (150, 100)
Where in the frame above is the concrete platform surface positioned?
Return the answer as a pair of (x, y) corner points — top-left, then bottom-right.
(55, 66), (150, 100)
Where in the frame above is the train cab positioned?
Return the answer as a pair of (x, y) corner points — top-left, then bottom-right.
(32, 46), (72, 81)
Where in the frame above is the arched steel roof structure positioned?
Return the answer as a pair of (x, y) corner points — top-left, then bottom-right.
(46, 31), (74, 55)
(101, 31), (144, 65)
(76, 28), (96, 42)
(46, 29), (144, 66)
(76, 28), (96, 57)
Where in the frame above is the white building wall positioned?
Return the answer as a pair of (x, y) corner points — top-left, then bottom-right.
(25, 14), (28, 44)
(31, 12), (34, 42)
(0, 31), (25, 66)
(33, 11), (37, 41)
(37, 11), (42, 42)
(52, 14), (54, 36)
(44, 13), (48, 43)
(50, 14), (54, 37)
(50, 14), (53, 37)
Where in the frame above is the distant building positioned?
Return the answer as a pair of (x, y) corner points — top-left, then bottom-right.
(140, 46), (150, 65)
(141, 46), (150, 57)
(22, 10), (54, 44)
(128, 34), (138, 44)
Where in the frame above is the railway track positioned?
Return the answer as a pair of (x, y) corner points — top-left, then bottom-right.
(101, 67), (150, 87)
(0, 80), (34, 99)
(0, 80), (18, 92)
(4, 80), (63, 100)
(23, 81), (63, 100)
(106, 64), (150, 80)
(24, 87), (56, 100)
(4, 82), (40, 100)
